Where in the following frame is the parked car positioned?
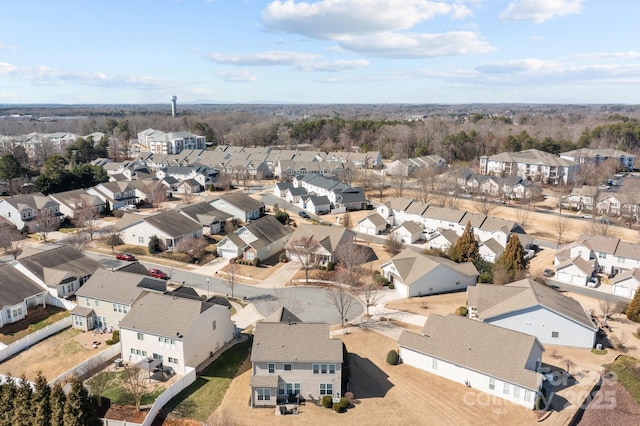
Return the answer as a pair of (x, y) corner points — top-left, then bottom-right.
(298, 211), (310, 218)
(543, 268), (555, 277)
(587, 276), (600, 288)
(148, 268), (169, 279)
(116, 253), (136, 261)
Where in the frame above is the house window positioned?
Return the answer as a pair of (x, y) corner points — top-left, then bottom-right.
(319, 383), (333, 396)
(432, 358), (438, 370)
(513, 386), (520, 399)
(284, 364), (292, 371)
(268, 363), (275, 374)
(489, 378), (495, 390)
(137, 333), (144, 340)
(503, 383), (510, 395)
(551, 331), (559, 338)
(257, 388), (271, 401)
(524, 390), (532, 402)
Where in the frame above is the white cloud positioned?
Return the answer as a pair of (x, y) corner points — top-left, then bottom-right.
(339, 31), (494, 58)
(0, 42), (18, 51)
(215, 70), (257, 83)
(261, 0), (488, 58)
(500, 0), (586, 23)
(298, 59), (369, 72)
(208, 50), (321, 66)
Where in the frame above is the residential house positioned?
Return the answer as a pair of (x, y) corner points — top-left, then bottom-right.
(87, 181), (138, 211)
(49, 189), (105, 219)
(380, 248), (478, 298)
(394, 221), (423, 244)
(0, 264), (48, 327)
(479, 149), (579, 185)
(467, 278), (597, 348)
(356, 213), (387, 235)
(560, 148), (636, 171)
(398, 314), (544, 409)
(250, 322), (343, 406)
(210, 192), (265, 222)
(15, 245), (102, 298)
(0, 192), (61, 230)
(286, 225), (355, 266)
(119, 291), (234, 376)
(177, 202), (233, 235)
(217, 215), (293, 261)
(116, 210), (202, 250)
(612, 269), (640, 299)
(72, 269), (167, 332)
(299, 195), (331, 215)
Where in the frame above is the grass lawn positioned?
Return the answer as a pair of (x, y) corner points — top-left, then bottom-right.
(163, 338), (251, 422)
(0, 306), (70, 345)
(605, 355), (640, 404)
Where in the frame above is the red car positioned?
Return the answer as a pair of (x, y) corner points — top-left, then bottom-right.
(116, 253), (136, 261)
(148, 268), (169, 279)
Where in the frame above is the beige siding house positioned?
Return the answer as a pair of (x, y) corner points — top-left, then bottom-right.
(250, 322), (343, 407)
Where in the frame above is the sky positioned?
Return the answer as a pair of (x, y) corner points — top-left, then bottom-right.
(1, 0), (640, 105)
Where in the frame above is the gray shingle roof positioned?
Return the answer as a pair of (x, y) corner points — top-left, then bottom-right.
(398, 314), (544, 390)
(251, 322), (343, 363)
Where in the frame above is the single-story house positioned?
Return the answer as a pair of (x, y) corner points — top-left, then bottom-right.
(380, 248), (478, 298)
(398, 314), (544, 410)
(357, 213), (387, 235)
(467, 278), (597, 348)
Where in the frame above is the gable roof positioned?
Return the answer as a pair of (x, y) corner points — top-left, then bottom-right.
(75, 269), (166, 304)
(251, 322), (342, 363)
(382, 248), (478, 286)
(399, 314), (544, 390)
(119, 291), (224, 339)
(473, 278), (596, 330)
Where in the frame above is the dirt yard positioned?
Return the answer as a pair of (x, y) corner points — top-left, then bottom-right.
(211, 329), (537, 426)
(0, 328), (112, 382)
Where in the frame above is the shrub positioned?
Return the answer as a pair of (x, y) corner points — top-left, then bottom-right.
(333, 397), (349, 413)
(321, 395), (333, 408)
(455, 306), (468, 316)
(252, 258), (260, 266)
(386, 349), (399, 365)
(279, 253), (287, 263)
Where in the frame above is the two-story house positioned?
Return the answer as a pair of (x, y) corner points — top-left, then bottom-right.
(250, 322), (343, 407)
(119, 291), (234, 376)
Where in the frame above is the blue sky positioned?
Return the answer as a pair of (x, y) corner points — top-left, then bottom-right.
(1, 0), (639, 104)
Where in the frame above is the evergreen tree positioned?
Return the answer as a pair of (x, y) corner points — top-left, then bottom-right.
(494, 233), (528, 284)
(12, 375), (33, 426)
(32, 372), (51, 426)
(50, 382), (66, 426)
(63, 376), (96, 426)
(0, 375), (17, 425)
(449, 221), (479, 264)
(626, 290), (640, 322)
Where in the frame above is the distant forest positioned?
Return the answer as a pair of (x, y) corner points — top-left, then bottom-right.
(2, 103), (640, 165)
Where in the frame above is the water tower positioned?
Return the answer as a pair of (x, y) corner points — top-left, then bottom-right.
(171, 95), (177, 118)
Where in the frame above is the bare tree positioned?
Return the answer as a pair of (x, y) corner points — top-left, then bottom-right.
(335, 240), (370, 288)
(121, 365), (146, 411)
(73, 203), (101, 240)
(144, 180), (168, 209)
(224, 261), (239, 299)
(287, 236), (320, 285)
(0, 227), (26, 259)
(553, 215), (571, 247)
(327, 278), (356, 328)
(31, 211), (60, 242)
(599, 299), (617, 325)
